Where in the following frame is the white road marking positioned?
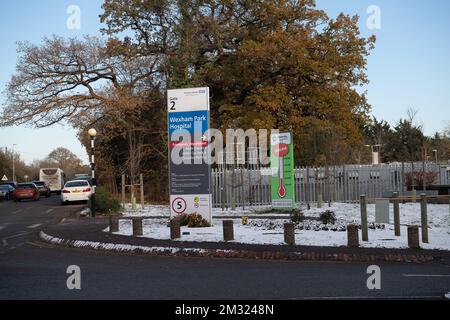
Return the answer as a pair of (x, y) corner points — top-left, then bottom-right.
(2, 239), (7, 247)
(12, 209), (23, 214)
(402, 274), (450, 278)
(45, 209), (54, 213)
(27, 241), (55, 249)
(0, 226), (5, 231)
(3, 231), (31, 240)
(26, 224), (42, 229)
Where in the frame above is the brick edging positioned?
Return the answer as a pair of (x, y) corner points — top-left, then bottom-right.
(38, 231), (437, 263)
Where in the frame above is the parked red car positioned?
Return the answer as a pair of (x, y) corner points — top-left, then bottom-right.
(13, 183), (40, 202)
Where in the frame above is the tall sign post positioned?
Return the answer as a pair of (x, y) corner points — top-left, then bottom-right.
(167, 88), (212, 223)
(270, 132), (296, 210)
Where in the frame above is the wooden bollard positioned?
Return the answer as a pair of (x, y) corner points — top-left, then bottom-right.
(393, 192), (401, 236)
(347, 225), (359, 248)
(109, 216), (119, 233)
(360, 195), (369, 241)
(223, 220), (234, 241)
(408, 226), (420, 249)
(284, 223), (295, 245)
(420, 194), (429, 243)
(132, 218), (143, 236)
(170, 217), (181, 240)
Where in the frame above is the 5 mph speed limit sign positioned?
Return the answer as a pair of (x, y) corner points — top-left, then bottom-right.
(171, 198), (187, 214)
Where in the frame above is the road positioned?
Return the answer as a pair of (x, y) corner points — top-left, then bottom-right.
(1, 196), (450, 300)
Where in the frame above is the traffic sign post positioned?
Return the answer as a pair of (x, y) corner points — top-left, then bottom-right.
(167, 87), (212, 223)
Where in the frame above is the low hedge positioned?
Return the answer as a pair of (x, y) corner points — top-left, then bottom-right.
(88, 187), (122, 215)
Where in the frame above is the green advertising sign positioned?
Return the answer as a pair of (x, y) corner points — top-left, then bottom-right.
(270, 132), (296, 210)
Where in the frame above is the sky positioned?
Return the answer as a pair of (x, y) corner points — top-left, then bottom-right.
(0, 0), (449, 165)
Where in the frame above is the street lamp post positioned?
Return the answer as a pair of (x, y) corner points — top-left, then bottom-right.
(12, 144), (17, 183)
(432, 149), (441, 185)
(88, 128), (97, 218)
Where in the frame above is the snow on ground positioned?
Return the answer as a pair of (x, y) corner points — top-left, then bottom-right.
(123, 204), (171, 217)
(115, 202), (450, 251)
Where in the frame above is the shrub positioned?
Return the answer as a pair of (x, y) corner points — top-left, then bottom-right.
(177, 214), (190, 226)
(319, 210), (336, 225)
(290, 210), (305, 223)
(88, 187), (122, 215)
(405, 171), (438, 188)
(177, 213), (210, 228)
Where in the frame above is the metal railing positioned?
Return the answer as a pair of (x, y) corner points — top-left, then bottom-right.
(211, 162), (450, 208)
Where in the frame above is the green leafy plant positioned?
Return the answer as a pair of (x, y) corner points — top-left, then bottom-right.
(177, 213), (210, 228)
(290, 210), (305, 223)
(88, 186), (122, 215)
(319, 210), (336, 225)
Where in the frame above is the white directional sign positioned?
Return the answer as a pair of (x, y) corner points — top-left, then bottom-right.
(1, 175), (8, 181)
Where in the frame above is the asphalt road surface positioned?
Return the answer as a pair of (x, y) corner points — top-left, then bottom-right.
(1, 196), (450, 300)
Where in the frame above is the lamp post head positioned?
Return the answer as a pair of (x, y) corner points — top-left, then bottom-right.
(88, 128), (97, 138)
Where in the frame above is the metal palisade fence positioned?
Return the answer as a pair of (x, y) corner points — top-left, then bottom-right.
(211, 162), (450, 208)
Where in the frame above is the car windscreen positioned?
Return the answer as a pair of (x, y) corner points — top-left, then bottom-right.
(65, 181), (89, 188)
(42, 169), (58, 175)
(0, 183), (16, 188)
(17, 184), (36, 189)
(33, 182), (45, 186)
(0, 186), (10, 191)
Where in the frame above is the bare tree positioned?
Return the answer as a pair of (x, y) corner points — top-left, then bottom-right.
(1, 36), (160, 129)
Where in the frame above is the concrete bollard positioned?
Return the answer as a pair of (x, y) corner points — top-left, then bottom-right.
(420, 194), (429, 243)
(132, 218), (143, 236)
(284, 223), (295, 245)
(347, 225), (359, 248)
(170, 217), (181, 240)
(407, 226), (420, 249)
(360, 195), (369, 241)
(109, 216), (119, 233)
(393, 192), (401, 236)
(223, 220), (234, 241)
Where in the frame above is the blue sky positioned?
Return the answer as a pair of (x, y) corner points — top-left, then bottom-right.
(0, 0), (449, 165)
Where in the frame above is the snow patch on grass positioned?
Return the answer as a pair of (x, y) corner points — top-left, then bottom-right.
(114, 202), (450, 250)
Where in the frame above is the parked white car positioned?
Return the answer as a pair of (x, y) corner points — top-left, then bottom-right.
(61, 180), (92, 205)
